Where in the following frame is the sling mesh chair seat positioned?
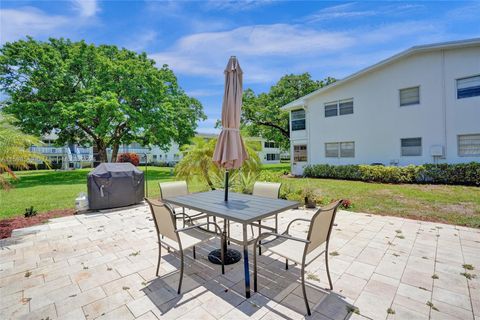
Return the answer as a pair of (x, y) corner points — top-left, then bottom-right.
(226, 182), (282, 249)
(159, 181), (211, 229)
(145, 198), (225, 294)
(253, 200), (343, 316)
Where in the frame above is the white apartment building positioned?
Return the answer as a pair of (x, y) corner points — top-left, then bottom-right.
(282, 39), (480, 175)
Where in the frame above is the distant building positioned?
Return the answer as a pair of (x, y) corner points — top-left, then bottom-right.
(281, 38), (480, 175)
(29, 132), (93, 169)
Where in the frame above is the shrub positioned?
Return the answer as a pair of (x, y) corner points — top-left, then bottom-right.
(117, 153), (140, 166)
(24, 206), (37, 218)
(341, 199), (353, 209)
(303, 162), (480, 186)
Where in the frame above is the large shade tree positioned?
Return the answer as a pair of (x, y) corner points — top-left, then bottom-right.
(0, 37), (205, 162)
(241, 73), (335, 150)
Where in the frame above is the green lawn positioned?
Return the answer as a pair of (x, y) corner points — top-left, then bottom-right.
(1, 163), (479, 227)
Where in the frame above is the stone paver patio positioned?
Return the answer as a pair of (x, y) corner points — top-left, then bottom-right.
(1, 204), (479, 320)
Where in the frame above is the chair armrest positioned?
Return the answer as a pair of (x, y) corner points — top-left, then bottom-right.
(254, 232), (310, 248)
(176, 221), (223, 235)
(172, 212), (194, 225)
(285, 218), (312, 234)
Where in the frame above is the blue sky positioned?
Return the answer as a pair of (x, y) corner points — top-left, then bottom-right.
(1, 1), (479, 134)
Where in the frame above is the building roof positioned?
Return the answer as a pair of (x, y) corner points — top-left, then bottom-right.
(281, 38), (480, 110)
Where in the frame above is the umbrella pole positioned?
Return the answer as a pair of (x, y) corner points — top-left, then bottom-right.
(224, 170), (229, 201)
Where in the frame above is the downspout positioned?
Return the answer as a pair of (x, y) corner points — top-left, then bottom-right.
(441, 50), (447, 161)
(306, 105), (311, 168)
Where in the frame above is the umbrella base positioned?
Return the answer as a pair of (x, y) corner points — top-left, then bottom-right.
(208, 248), (241, 265)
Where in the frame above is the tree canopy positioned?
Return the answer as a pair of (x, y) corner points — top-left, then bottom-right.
(241, 73), (335, 150)
(0, 37), (205, 162)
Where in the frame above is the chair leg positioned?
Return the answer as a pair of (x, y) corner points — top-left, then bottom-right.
(177, 251), (184, 294)
(301, 263), (312, 316)
(325, 251), (333, 290)
(285, 258), (289, 270)
(253, 242), (258, 292)
(156, 242), (161, 276)
(221, 235), (225, 275)
(193, 246), (196, 259)
(258, 220), (262, 255)
(227, 220), (231, 245)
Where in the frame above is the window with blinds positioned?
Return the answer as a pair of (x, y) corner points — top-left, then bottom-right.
(324, 104), (338, 117)
(325, 141), (355, 158)
(339, 100), (354, 115)
(340, 142), (355, 157)
(400, 86), (420, 106)
(401, 138), (422, 156)
(324, 99), (353, 117)
(458, 134), (480, 156)
(293, 145), (307, 162)
(457, 75), (480, 99)
(291, 109), (306, 131)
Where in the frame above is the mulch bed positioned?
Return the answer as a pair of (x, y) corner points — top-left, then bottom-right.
(0, 209), (76, 239)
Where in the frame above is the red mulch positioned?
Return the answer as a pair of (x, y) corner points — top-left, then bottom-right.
(0, 209), (76, 239)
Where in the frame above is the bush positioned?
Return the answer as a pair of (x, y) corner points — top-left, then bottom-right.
(24, 206), (37, 218)
(117, 153), (140, 166)
(303, 162), (480, 186)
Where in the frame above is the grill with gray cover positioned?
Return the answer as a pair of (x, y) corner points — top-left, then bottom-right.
(87, 163), (144, 210)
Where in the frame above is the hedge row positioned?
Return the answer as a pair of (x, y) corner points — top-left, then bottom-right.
(302, 163), (480, 186)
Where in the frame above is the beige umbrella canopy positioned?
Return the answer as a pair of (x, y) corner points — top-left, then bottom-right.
(213, 56), (248, 200)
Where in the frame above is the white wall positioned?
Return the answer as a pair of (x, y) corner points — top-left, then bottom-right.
(289, 45), (480, 174)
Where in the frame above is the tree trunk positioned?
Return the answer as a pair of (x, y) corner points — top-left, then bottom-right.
(110, 142), (120, 163)
(203, 168), (215, 190)
(95, 141), (108, 163)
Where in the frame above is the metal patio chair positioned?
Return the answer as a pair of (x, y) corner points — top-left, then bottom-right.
(253, 200), (343, 316)
(145, 198), (225, 294)
(225, 182), (282, 251)
(159, 181), (210, 228)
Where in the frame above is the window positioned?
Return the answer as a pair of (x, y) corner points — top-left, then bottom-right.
(401, 138), (422, 156)
(293, 145), (307, 162)
(339, 100), (354, 115)
(264, 141), (278, 148)
(291, 109), (306, 131)
(324, 99), (353, 117)
(340, 142), (355, 157)
(400, 86), (420, 106)
(324, 103), (338, 117)
(325, 141), (355, 158)
(325, 143), (339, 157)
(153, 155), (157, 160)
(174, 154), (179, 160)
(159, 154), (162, 159)
(266, 153), (279, 161)
(458, 134), (480, 156)
(457, 75), (480, 99)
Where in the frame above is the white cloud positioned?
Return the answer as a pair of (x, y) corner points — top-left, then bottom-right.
(204, 0), (274, 11)
(72, 0), (99, 18)
(0, 7), (70, 43)
(185, 89), (223, 97)
(305, 3), (377, 22)
(125, 30), (157, 52)
(151, 24), (354, 83)
(0, 1), (100, 44)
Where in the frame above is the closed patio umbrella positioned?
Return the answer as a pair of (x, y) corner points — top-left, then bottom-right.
(208, 56), (248, 266)
(213, 56), (248, 201)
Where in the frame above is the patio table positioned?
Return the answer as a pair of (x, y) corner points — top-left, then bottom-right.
(163, 189), (298, 298)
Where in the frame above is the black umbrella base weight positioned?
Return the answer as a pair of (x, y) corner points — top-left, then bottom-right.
(208, 248), (241, 265)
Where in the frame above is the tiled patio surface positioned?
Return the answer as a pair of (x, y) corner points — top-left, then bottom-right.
(1, 204), (479, 320)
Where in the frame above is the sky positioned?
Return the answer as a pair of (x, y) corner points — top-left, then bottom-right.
(1, 0), (479, 134)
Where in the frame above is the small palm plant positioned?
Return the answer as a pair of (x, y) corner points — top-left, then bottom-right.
(175, 136), (261, 190)
(0, 113), (49, 189)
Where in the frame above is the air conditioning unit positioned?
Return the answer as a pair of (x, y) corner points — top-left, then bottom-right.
(430, 145), (444, 157)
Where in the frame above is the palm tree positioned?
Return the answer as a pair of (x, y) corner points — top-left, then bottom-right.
(175, 136), (261, 190)
(0, 113), (49, 189)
